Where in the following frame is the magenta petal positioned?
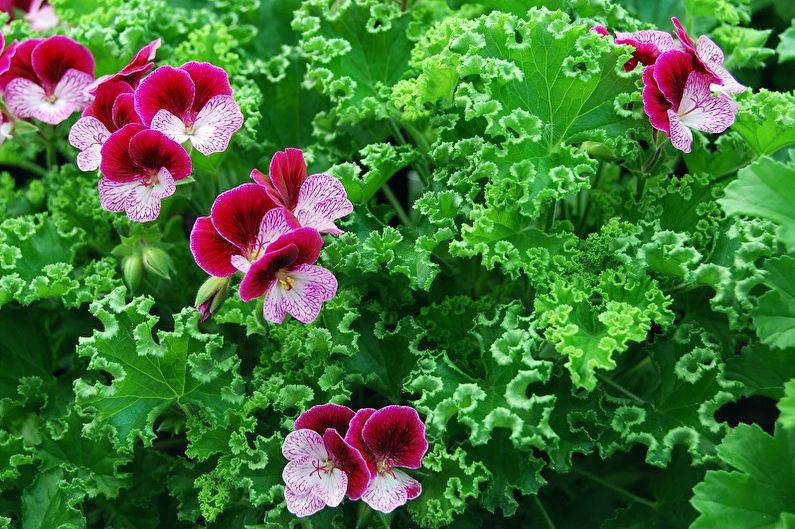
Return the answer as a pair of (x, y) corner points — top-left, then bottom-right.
(134, 65), (195, 125)
(671, 17), (696, 53)
(0, 38), (18, 78)
(323, 428), (371, 500)
(83, 80), (133, 131)
(295, 403), (355, 436)
(209, 183), (278, 254)
(111, 93), (141, 128)
(653, 49), (694, 108)
(179, 61), (233, 115)
(128, 129), (192, 181)
(591, 25), (609, 36)
(117, 38), (161, 85)
(100, 123), (147, 182)
(31, 36), (95, 93)
(0, 39), (40, 90)
(344, 408), (378, 475)
(266, 148), (308, 209)
(277, 227), (323, 266)
(190, 217), (239, 277)
(642, 65), (671, 133)
(361, 406), (428, 470)
(238, 243), (299, 302)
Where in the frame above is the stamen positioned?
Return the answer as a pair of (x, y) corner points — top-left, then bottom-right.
(276, 269), (295, 291)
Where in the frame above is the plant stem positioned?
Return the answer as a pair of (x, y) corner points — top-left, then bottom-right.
(1, 159), (48, 178)
(543, 201), (557, 231)
(577, 163), (606, 236)
(381, 184), (413, 228)
(634, 175), (647, 203)
(595, 372), (648, 405)
(532, 495), (556, 529)
(389, 117), (432, 185)
(573, 467), (657, 509)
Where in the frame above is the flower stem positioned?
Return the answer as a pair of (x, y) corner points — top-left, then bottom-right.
(532, 495), (556, 529)
(572, 467), (657, 509)
(45, 125), (56, 170)
(382, 184), (414, 228)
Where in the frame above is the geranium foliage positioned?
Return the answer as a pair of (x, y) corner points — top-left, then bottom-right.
(1, 0), (794, 528)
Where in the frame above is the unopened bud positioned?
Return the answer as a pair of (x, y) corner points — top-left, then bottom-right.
(122, 254), (143, 292)
(141, 245), (174, 280)
(194, 276), (231, 322)
(581, 141), (613, 159)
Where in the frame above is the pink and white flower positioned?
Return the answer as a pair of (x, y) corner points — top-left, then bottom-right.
(69, 80), (141, 171)
(282, 426), (370, 517)
(0, 36), (94, 125)
(592, 24), (678, 71)
(671, 17), (746, 94)
(87, 39), (160, 95)
(251, 148), (353, 235)
(642, 49), (737, 153)
(189, 184), (294, 277)
(0, 0), (58, 32)
(134, 62), (243, 155)
(295, 403), (356, 437)
(345, 406), (428, 513)
(98, 123), (191, 222)
(238, 227), (337, 324)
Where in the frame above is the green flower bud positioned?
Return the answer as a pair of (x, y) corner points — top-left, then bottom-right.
(141, 246), (174, 280)
(195, 276), (231, 322)
(122, 254), (143, 292)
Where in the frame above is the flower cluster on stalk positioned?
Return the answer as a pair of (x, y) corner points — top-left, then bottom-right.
(282, 403), (428, 517)
(190, 148), (352, 324)
(595, 17), (745, 152)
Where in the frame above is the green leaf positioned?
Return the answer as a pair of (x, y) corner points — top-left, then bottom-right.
(752, 256), (795, 349)
(720, 157), (795, 251)
(74, 287), (244, 452)
(725, 343), (795, 400)
(21, 469), (86, 529)
(690, 424), (795, 529)
(777, 22), (795, 63)
(779, 379), (795, 429)
(731, 90), (795, 157)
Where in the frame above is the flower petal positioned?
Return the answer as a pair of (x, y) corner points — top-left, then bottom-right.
(188, 94), (243, 155)
(667, 109), (694, 153)
(294, 174), (353, 235)
(5, 73), (84, 125)
(111, 93), (141, 128)
(151, 108), (190, 144)
(642, 65), (671, 133)
(312, 465), (347, 508)
(615, 29), (678, 70)
(260, 148), (309, 209)
(263, 283), (286, 323)
(695, 36), (746, 93)
(295, 403), (355, 437)
(209, 183), (277, 254)
(323, 428), (371, 500)
(189, 217), (239, 277)
(275, 264), (337, 324)
(361, 405), (428, 469)
(100, 123), (147, 182)
(361, 472), (410, 514)
(179, 61), (233, 115)
(344, 408), (378, 475)
(0, 38), (18, 79)
(230, 255), (251, 274)
(31, 36), (94, 93)
(653, 49), (695, 109)
(282, 429), (329, 461)
(127, 184), (163, 222)
(128, 129), (192, 181)
(87, 39), (161, 95)
(69, 116), (110, 171)
(676, 71), (738, 134)
(83, 80), (134, 131)
(255, 207), (301, 253)
(151, 167), (176, 200)
(133, 65), (195, 125)
(283, 456), (322, 496)
(52, 68), (93, 111)
(98, 177), (138, 213)
(0, 39), (40, 91)
(238, 243), (299, 302)
(284, 487), (326, 518)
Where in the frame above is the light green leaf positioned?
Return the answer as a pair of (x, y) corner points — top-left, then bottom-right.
(780, 379), (795, 429)
(777, 22), (795, 63)
(753, 256), (795, 349)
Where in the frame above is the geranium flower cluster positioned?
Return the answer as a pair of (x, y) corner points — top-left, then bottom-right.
(282, 403), (428, 517)
(595, 17), (745, 152)
(65, 40), (244, 222)
(190, 148), (352, 324)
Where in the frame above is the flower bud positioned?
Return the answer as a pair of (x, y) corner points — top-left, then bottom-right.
(141, 245), (174, 280)
(194, 276), (231, 322)
(122, 254), (143, 292)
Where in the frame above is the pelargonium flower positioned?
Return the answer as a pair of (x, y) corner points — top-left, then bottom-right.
(0, 0), (57, 32)
(591, 25), (677, 71)
(671, 17), (745, 94)
(87, 38), (161, 95)
(190, 184), (297, 277)
(295, 403), (355, 436)
(282, 425), (370, 517)
(642, 50), (737, 153)
(0, 35), (94, 124)
(69, 80), (141, 171)
(251, 148), (353, 235)
(134, 62), (243, 155)
(98, 123), (191, 222)
(345, 406), (428, 513)
(238, 227), (337, 324)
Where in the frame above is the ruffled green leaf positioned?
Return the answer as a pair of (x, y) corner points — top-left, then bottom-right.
(752, 256), (795, 349)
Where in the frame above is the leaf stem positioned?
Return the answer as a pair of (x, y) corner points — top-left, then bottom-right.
(577, 163), (607, 236)
(572, 466), (657, 509)
(532, 495), (556, 529)
(45, 125), (57, 170)
(1, 159), (48, 178)
(389, 117), (431, 185)
(543, 201), (556, 232)
(595, 372), (648, 405)
(381, 184), (414, 228)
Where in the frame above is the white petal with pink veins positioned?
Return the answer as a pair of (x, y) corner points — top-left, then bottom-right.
(126, 185), (162, 222)
(295, 174), (353, 234)
(151, 109), (190, 144)
(362, 472), (410, 513)
(282, 455), (348, 507)
(285, 487), (326, 517)
(394, 468), (422, 500)
(667, 110), (694, 153)
(282, 429), (328, 461)
(256, 208), (296, 251)
(676, 72), (737, 134)
(69, 116), (110, 171)
(98, 178), (139, 213)
(696, 36), (746, 94)
(230, 254), (251, 274)
(151, 168), (177, 200)
(274, 264), (337, 324)
(263, 282), (287, 323)
(312, 466), (347, 507)
(189, 95), (243, 155)
(6, 70), (93, 125)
